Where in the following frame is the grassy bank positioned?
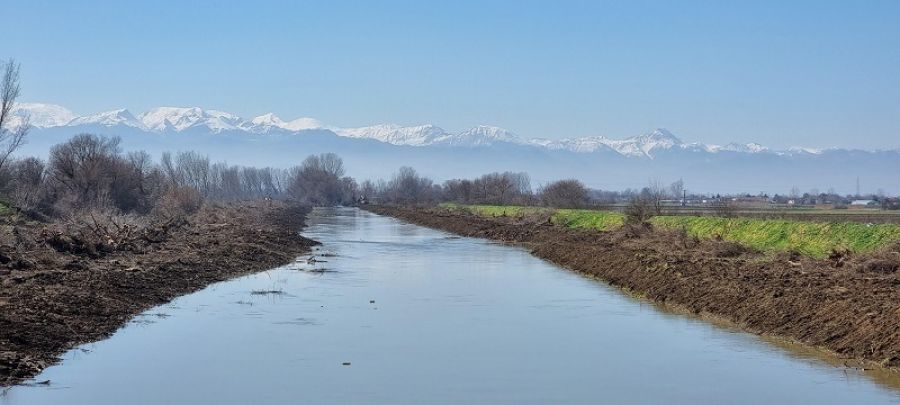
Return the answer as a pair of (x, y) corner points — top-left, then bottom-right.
(441, 204), (900, 258)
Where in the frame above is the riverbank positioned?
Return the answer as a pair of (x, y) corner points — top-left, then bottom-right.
(0, 202), (317, 386)
(368, 205), (900, 371)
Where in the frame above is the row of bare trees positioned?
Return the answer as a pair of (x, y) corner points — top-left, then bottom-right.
(442, 172), (533, 206)
(0, 131), (365, 219)
(355, 168), (589, 208)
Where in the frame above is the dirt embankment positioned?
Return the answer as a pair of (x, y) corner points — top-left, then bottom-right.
(0, 202), (317, 386)
(368, 205), (900, 370)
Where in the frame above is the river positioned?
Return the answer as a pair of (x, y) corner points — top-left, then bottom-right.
(3, 207), (899, 404)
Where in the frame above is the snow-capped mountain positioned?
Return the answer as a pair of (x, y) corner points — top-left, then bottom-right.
(68, 109), (144, 128)
(336, 124), (447, 146)
(785, 146), (824, 155)
(709, 142), (770, 154)
(248, 113), (324, 132)
(9, 103), (76, 128)
(7, 102), (873, 159)
(138, 107), (247, 132)
(433, 125), (521, 147)
(532, 128), (700, 158)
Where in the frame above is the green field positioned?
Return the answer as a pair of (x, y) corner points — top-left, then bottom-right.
(439, 204), (626, 231)
(441, 204), (900, 258)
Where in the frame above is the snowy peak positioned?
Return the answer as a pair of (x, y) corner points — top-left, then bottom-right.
(530, 128), (685, 158)
(9, 103), (76, 128)
(786, 146), (823, 155)
(632, 128), (682, 144)
(250, 113), (285, 127)
(139, 107), (245, 132)
(139, 107), (204, 131)
(337, 124), (448, 146)
(624, 128), (683, 157)
(68, 108), (144, 128)
(282, 117), (324, 131)
(247, 114), (323, 132)
(433, 125), (521, 147)
(529, 136), (616, 153)
(712, 142), (769, 153)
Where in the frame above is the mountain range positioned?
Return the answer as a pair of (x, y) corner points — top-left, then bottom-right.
(9, 103), (900, 194)
(11, 103), (867, 157)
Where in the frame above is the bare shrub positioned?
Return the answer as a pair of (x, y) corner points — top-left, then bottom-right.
(42, 206), (192, 258)
(155, 186), (203, 218)
(713, 200), (738, 217)
(5, 157), (45, 212)
(43, 209), (150, 257)
(625, 195), (656, 224)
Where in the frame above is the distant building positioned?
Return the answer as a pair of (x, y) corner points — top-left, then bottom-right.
(850, 199), (876, 207)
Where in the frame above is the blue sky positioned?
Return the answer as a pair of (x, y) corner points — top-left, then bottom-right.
(4, 0), (899, 149)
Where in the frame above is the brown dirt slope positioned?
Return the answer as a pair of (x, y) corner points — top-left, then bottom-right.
(0, 202), (317, 386)
(368, 205), (900, 370)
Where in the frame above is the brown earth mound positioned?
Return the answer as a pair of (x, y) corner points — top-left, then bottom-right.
(368, 206), (900, 371)
(0, 202), (317, 386)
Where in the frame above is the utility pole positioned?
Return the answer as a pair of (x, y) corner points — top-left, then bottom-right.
(856, 176), (860, 198)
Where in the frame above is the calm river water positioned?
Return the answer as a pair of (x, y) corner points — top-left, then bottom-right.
(3, 207), (900, 404)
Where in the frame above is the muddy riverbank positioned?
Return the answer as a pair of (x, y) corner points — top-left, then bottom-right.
(0, 202), (317, 386)
(367, 205), (900, 371)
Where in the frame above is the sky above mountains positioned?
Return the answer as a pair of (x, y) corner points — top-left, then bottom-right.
(5, 1), (899, 150)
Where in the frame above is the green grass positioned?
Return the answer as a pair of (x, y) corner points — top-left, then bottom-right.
(439, 204), (626, 231)
(550, 209), (626, 231)
(650, 216), (900, 258)
(441, 204), (900, 258)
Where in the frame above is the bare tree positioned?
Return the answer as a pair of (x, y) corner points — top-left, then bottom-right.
(669, 179), (684, 203)
(443, 179), (474, 203)
(645, 179), (667, 215)
(47, 134), (125, 209)
(7, 157), (45, 211)
(538, 179), (588, 208)
(0, 59), (28, 172)
(387, 166), (433, 205)
(288, 153), (351, 205)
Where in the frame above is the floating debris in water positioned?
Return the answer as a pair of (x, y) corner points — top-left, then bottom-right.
(250, 289), (285, 295)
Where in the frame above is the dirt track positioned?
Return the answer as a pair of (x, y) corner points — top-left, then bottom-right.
(368, 205), (900, 371)
(0, 202), (316, 386)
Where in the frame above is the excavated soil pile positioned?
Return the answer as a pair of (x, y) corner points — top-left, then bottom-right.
(369, 206), (900, 371)
(0, 202), (317, 386)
